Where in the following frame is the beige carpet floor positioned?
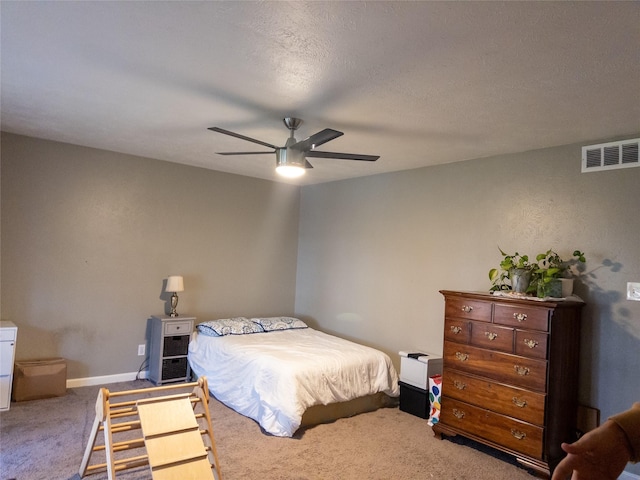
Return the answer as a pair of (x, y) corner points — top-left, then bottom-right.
(0, 379), (538, 480)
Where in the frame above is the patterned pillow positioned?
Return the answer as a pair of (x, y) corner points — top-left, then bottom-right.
(251, 317), (308, 332)
(197, 317), (264, 337)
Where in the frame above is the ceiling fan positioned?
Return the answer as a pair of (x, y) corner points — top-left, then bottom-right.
(208, 117), (379, 178)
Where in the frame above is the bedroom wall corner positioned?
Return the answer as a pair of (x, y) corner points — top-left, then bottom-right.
(294, 136), (640, 478)
(0, 132), (301, 380)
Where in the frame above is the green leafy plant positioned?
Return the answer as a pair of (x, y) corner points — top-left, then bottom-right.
(489, 248), (586, 294)
(533, 250), (563, 283)
(488, 248), (536, 292)
(532, 249), (586, 294)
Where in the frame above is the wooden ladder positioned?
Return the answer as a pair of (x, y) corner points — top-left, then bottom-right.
(79, 377), (222, 480)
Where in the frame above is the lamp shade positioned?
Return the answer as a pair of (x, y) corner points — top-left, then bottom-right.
(165, 275), (184, 293)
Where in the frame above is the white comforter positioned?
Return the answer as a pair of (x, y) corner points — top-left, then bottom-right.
(188, 327), (399, 437)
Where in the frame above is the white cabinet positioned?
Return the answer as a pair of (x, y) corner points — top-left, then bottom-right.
(0, 321), (18, 411)
(398, 351), (443, 389)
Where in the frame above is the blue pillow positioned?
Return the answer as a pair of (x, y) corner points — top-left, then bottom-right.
(197, 317), (264, 337)
(251, 317), (308, 332)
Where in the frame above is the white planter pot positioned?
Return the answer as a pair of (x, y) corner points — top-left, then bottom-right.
(560, 278), (574, 298)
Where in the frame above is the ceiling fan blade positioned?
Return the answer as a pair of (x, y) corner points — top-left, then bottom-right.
(292, 128), (343, 151)
(216, 151), (275, 156)
(306, 151), (379, 162)
(208, 127), (280, 150)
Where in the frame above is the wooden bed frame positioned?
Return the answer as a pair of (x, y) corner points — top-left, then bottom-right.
(300, 392), (398, 430)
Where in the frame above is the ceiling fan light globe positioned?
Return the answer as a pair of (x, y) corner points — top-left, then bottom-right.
(276, 165), (305, 178)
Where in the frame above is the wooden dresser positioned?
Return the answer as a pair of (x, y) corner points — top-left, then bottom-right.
(433, 290), (583, 477)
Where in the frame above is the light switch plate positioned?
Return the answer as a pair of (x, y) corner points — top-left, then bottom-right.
(627, 282), (640, 301)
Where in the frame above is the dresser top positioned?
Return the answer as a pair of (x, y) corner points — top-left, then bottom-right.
(0, 320), (17, 330)
(440, 290), (585, 308)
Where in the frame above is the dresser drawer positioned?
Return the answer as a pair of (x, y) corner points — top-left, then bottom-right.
(164, 321), (192, 335)
(442, 370), (546, 425)
(443, 341), (548, 392)
(494, 304), (550, 332)
(470, 322), (513, 353)
(445, 297), (492, 322)
(515, 330), (548, 360)
(444, 319), (470, 344)
(440, 397), (544, 459)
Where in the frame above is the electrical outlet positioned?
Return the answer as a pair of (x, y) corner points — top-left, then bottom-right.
(138, 344), (145, 356)
(627, 282), (640, 301)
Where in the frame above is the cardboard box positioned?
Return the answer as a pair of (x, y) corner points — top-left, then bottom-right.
(12, 358), (67, 402)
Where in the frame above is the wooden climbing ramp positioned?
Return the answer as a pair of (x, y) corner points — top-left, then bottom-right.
(79, 377), (222, 480)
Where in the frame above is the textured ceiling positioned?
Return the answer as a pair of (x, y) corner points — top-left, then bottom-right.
(1, 1), (639, 185)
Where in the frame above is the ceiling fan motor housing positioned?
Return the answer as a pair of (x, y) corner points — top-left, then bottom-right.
(276, 147), (305, 168)
(275, 147), (307, 178)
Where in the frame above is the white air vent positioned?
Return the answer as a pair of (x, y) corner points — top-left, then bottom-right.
(582, 138), (639, 173)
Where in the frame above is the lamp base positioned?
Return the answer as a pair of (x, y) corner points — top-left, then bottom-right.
(169, 292), (179, 317)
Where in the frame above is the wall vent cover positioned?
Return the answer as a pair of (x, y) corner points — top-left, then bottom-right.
(582, 138), (639, 173)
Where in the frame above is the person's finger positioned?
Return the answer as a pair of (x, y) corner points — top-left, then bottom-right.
(552, 453), (579, 480)
(561, 442), (589, 455)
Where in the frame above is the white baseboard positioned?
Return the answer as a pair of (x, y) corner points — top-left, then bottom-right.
(620, 472), (640, 480)
(66, 370), (148, 388)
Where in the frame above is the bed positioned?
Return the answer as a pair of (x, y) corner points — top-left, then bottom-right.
(187, 316), (400, 437)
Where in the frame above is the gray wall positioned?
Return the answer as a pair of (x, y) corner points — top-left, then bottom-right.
(1, 132), (300, 379)
(296, 139), (640, 476)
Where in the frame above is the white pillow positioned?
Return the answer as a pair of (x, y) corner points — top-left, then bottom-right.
(197, 317), (264, 337)
(251, 317), (307, 332)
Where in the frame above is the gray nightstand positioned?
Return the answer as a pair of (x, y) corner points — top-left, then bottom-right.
(148, 315), (195, 385)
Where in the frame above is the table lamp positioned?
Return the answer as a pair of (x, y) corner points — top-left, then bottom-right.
(165, 275), (184, 317)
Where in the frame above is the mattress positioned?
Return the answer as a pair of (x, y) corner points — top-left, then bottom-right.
(188, 326), (399, 437)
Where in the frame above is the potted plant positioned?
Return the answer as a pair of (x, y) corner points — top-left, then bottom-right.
(532, 249), (586, 298)
(488, 248), (536, 294)
(489, 248), (586, 297)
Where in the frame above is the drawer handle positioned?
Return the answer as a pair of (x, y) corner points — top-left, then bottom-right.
(450, 325), (462, 335)
(514, 365), (530, 376)
(511, 429), (527, 440)
(512, 397), (528, 408)
(461, 305), (473, 313)
(523, 339), (539, 349)
(453, 408), (465, 419)
(484, 332), (498, 341)
(455, 352), (469, 362)
(453, 380), (466, 390)
(513, 312), (528, 322)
